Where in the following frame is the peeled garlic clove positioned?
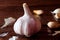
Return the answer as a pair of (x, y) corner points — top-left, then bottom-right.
(13, 3), (41, 37)
(1, 17), (16, 29)
(9, 36), (18, 40)
(33, 10), (43, 15)
(47, 21), (59, 28)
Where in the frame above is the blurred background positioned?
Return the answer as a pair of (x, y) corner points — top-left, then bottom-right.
(0, 0), (60, 40)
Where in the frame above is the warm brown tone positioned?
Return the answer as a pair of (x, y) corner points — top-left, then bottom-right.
(0, 0), (60, 40)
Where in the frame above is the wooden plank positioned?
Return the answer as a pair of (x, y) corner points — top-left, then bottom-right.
(0, 0), (60, 6)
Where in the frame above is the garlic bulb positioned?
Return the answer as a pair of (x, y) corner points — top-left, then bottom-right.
(47, 21), (60, 28)
(13, 3), (41, 37)
(1, 17), (16, 29)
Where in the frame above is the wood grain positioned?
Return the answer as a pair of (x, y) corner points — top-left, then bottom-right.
(0, 0), (60, 40)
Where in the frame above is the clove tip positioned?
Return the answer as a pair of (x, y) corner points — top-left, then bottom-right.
(23, 3), (28, 7)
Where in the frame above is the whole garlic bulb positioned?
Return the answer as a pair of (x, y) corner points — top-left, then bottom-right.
(13, 3), (41, 37)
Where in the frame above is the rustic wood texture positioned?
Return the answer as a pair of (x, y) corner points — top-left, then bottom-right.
(0, 0), (60, 40)
(0, 0), (60, 6)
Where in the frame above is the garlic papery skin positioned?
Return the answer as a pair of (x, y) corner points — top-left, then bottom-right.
(0, 32), (8, 37)
(1, 17), (16, 29)
(9, 36), (18, 40)
(52, 31), (60, 36)
(51, 8), (60, 14)
(13, 3), (41, 37)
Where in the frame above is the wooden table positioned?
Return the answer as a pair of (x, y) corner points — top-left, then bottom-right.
(0, 0), (60, 40)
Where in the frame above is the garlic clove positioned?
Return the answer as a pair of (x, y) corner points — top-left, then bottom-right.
(47, 21), (59, 28)
(33, 10), (43, 21)
(52, 31), (60, 36)
(0, 32), (8, 37)
(51, 8), (60, 21)
(13, 3), (41, 37)
(33, 10), (43, 15)
(54, 13), (60, 20)
(1, 17), (16, 29)
(9, 36), (18, 40)
(51, 8), (60, 14)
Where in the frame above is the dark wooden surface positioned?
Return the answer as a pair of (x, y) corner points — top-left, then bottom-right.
(0, 0), (60, 40)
